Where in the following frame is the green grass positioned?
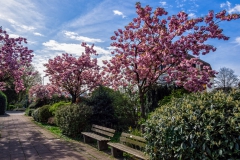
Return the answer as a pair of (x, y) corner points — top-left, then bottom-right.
(33, 121), (72, 141)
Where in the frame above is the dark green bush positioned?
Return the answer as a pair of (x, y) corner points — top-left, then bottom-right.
(25, 108), (35, 116)
(49, 101), (70, 116)
(0, 92), (7, 115)
(7, 104), (15, 110)
(55, 103), (92, 138)
(32, 107), (41, 121)
(144, 90), (240, 159)
(88, 86), (116, 128)
(38, 105), (52, 123)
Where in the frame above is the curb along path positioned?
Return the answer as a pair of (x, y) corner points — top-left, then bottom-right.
(0, 112), (116, 160)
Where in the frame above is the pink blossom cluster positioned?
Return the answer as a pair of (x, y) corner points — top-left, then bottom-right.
(44, 43), (101, 103)
(103, 2), (240, 93)
(28, 84), (64, 102)
(0, 28), (34, 92)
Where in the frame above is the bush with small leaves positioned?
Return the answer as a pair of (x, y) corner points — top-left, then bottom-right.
(0, 92), (7, 115)
(32, 107), (41, 122)
(38, 105), (52, 123)
(144, 90), (240, 159)
(55, 103), (92, 138)
(49, 101), (70, 116)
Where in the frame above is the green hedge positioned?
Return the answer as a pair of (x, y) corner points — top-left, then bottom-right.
(144, 90), (240, 159)
(55, 103), (92, 138)
(0, 92), (7, 115)
(32, 105), (52, 123)
(49, 101), (70, 116)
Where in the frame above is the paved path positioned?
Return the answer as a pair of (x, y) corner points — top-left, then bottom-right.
(0, 111), (116, 160)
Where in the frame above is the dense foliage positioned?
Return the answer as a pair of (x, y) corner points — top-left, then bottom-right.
(88, 86), (116, 128)
(144, 90), (240, 159)
(55, 103), (92, 137)
(49, 101), (70, 116)
(32, 105), (52, 123)
(0, 91), (7, 115)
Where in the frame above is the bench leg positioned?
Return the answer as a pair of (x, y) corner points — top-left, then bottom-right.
(110, 147), (123, 158)
(97, 141), (108, 150)
(83, 135), (93, 143)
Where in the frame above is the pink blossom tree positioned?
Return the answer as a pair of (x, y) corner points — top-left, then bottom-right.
(28, 84), (64, 102)
(0, 28), (34, 92)
(103, 2), (240, 118)
(44, 43), (101, 103)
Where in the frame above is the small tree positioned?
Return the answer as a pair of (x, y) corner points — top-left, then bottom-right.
(215, 67), (239, 91)
(103, 2), (240, 118)
(44, 43), (101, 103)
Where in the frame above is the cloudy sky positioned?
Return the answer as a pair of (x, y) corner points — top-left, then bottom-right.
(1, 0), (240, 81)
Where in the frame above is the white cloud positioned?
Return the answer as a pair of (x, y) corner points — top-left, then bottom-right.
(42, 40), (110, 55)
(220, 1), (231, 8)
(0, 0), (43, 32)
(64, 31), (103, 43)
(220, 1), (240, 13)
(188, 13), (196, 18)
(229, 5), (240, 13)
(33, 32), (44, 36)
(159, 1), (167, 6)
(113, 10), (126, 18)
(235, 37), (240, 45)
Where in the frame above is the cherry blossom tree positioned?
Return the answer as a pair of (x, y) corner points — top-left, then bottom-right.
(44, 43), (101, 103)
(0, 28), (34, 92)
(28, 84), (64, 102)
(103, 2), (240, 118)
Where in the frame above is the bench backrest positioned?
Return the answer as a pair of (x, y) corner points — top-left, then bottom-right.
(91, 124), (116, 138)
(120, 132), (146, 150)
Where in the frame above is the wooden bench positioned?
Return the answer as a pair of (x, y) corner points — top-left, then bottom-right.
(107, 132), (149, 160)
(81, 124), (115, 150)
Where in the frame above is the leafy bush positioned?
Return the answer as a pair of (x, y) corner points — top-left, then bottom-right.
(55, 103), (92, 138)
(49, 101), (70, 116)
(7, 104), (15, 110)
(25, 108), (35, 116)
(0, 91), (7, 115)
(144, 90), (240, 159)
(32, 107), (41, 121)
(38, 105), (52, 123)
(158, 88), (189, 106)
(88, 86), (116, 128)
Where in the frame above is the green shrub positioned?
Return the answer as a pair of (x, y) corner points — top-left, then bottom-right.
(7, 104), (15, 110)
(0, 92), (7, 115)
(32, 107), (41, 121)
(38, 105), (52, 123)
(55, 103), (92, 138)
(49, 101), (70, 116)
(25, 108), (35, 116)
(144, 90), (240, 159)
(88, 86), (116, 128)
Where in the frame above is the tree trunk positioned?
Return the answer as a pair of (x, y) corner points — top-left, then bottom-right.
(139, 90), (146, 119)
(71, 94), (76, 104)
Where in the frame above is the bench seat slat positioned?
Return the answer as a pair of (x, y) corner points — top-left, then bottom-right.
(92, 124), (115, 133)
(91, 128), (114, 137)
(108, 142), (149, 160)
(81, 132), (110, 141)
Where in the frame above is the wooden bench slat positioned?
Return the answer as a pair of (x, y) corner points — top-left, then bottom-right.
(108, 142), (149, 160)
(92, 124), (115, 133)
(91, 128), (114, 137)
(120, 137), (146, 148)
(81, 132), (110, 141)
(121, 132), (146, 142)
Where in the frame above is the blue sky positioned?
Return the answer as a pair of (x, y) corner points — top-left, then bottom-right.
(1, 0), (240, 81)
